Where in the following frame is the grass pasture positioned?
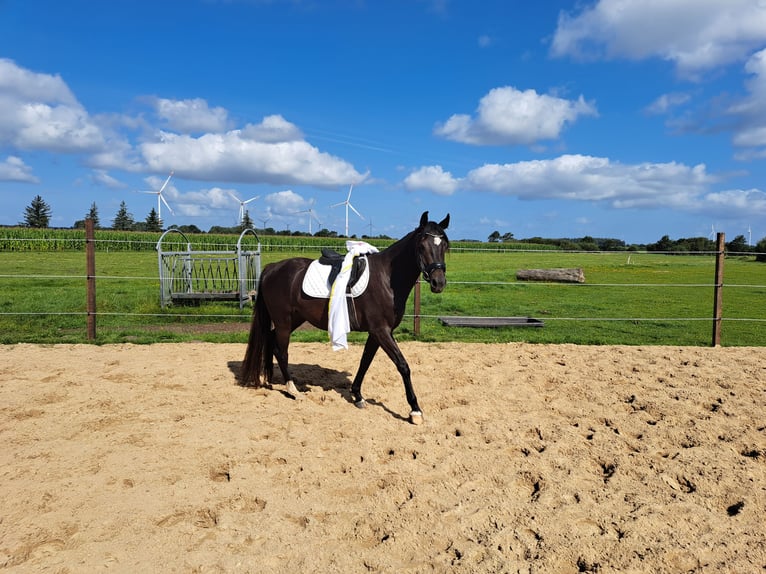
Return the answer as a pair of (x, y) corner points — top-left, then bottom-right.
(1, 242), (764, 346)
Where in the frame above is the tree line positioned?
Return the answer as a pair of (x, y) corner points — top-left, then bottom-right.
(488, 230), (765, 258)
(16, 195), (393, 239)
(16, 195), (765, 259)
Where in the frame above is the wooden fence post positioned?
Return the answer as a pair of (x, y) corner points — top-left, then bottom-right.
(413, 280), (421, 337)
(711, 232), (725, 347)
(86, 219), (96, 341)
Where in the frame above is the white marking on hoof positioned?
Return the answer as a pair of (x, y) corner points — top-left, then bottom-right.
(285, 380), (300, 398)
(354, 399), (367, 409)
(409, 411), (423, 425)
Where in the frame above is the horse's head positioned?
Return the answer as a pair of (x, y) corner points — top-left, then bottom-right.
(417, 211), (450, 293)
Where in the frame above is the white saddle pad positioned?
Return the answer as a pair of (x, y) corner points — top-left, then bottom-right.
(301, 256), (370, 299)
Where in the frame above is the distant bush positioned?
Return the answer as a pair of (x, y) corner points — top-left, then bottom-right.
(756, 238), (766, 262)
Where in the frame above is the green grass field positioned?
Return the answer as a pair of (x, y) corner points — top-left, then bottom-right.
(1, 245), (764, 346)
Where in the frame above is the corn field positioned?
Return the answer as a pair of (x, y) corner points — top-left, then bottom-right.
(0, 227), (558, 253)
(0, 227), (355, 252)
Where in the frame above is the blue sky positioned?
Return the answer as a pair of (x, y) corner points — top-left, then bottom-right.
(1, 0), (766, 244)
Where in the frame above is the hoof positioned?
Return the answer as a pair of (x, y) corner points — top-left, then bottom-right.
(409, 411), (423, 425)
(285, 380), (300, 399)
(354, 399), (367, 409)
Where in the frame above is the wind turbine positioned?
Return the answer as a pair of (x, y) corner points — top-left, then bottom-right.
(139, 170), (174, 222)
(331, 184), (364, 237)
(709, 224), (716, 240)
(258, 215), (271, 231)
(748, 224), (752, 246)
(296, 200), (321, 234)
(228, 191), (260, 225)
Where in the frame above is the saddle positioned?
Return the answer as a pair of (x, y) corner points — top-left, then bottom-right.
(301, 248), (371, 299)
(319, 248), (367, 289)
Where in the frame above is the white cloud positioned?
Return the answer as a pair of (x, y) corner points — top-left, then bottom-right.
(478, 35), (492, 48)
(733, 126), (766, 149)
(465, 154), (712, 209)
(402, 155), (765, 218)
(0, 59), (106, 152)
(727, 49), (766, 155)
(90, 169), (126, 189)
(699, 188), (766, 217)
(140, 130), (366, 187)
(434, 86), (597, 145)
(0, 60), (366, 191)
(403, 165), (459, 195)
(87, 140), (144, 172)
(170, 186), (241, 218)
(551, 0), (766, 77)
(153, 97), (230, 133)
(0, 155), (38, 183)
(0, 58), (77, 105)
(265, 189), (305, 215)
(645, 92), (691, 115)
(241, 115), (304, 143)
(165, 184), (299, 226)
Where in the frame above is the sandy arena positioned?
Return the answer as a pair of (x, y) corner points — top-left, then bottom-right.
(1, 342), (765, 573)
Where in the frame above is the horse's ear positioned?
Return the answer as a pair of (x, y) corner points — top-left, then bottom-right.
(419, 211), (429, 228)
(438, 214), (450, 229)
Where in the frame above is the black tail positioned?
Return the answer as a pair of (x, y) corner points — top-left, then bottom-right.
(241, 282), (274, 385)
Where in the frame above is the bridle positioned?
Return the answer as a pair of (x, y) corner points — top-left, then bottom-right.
(418, 232), (447, 281)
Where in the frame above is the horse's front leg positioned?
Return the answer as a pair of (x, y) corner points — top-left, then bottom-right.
(351, 335), (379, 408)
(375, 330), (423, 425)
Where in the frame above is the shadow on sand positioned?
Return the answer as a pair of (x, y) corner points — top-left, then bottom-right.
(227, 360), (408, 422)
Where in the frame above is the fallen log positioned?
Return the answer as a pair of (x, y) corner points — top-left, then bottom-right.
(516, 268), (585, 283)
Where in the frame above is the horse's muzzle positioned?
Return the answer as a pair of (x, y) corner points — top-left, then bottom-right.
(422, 262), (447, 293)
(428, 271), (447, 293)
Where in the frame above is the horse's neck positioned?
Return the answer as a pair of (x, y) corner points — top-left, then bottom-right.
(380, 231), (420, 288)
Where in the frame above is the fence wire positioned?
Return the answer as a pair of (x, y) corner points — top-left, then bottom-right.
(2, 239), (766, 345)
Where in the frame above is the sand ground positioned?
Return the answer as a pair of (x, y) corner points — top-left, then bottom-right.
(1, 342), (765, 573)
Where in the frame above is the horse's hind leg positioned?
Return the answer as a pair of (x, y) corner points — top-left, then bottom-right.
(351, 335), (380, 408)
(272, 325), (299, 398)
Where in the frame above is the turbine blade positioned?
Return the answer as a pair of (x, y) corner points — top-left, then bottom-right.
(227, 190), (241, 203)
(158, 172), (173, 194)
(160, 194), (174, 215)
(349, 203), (364, 220)
(243, 196), (260, 204)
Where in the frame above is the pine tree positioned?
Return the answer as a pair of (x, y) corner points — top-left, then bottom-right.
(22, 195), (52, 228)
(239, 209), (254, 231)
(145, 208), (162, 232)
(112, 201), (135, 230)
(86, 202), (101, 229)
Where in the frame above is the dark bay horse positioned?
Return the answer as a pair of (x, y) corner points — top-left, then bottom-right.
(241, 211), (450, 424)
